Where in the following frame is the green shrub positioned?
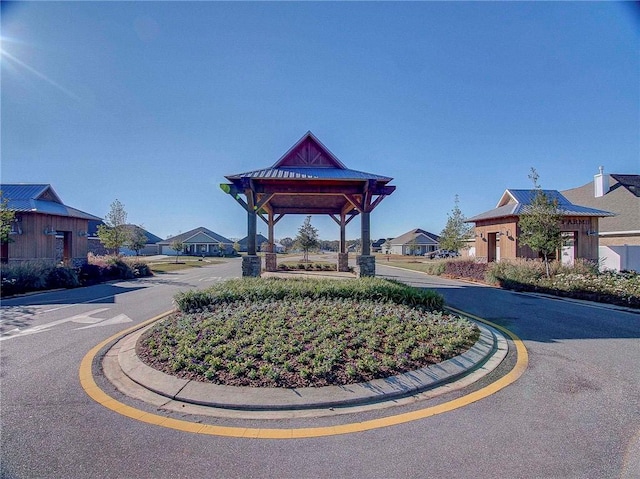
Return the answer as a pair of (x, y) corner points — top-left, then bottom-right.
(1, 261), (49, 296)
(174, 277), (444, 313)
(487, 259), (639, 308)
(46, 266), (80, 289)
(1, 261), (81, 296)
(0, 254), (154, 297)
(78, 263), (103, 285)
(486, 258), (546, 287)
(140, 297), (477, 387)
(128, 261), (152, 277)
(444, 260), (487, 282)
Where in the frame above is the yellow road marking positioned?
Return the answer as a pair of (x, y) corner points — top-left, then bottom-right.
(80, 308), (528, 439)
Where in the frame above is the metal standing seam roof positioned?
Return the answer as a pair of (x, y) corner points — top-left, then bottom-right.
(225, 167), (393, 182)
(1, 184), (101, 221)
(467, 189), (616, 222)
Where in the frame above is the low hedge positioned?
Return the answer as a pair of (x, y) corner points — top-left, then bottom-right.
(1, 256), (153, 297)
(174, 277), (445, 313)
(486, 259), (639, 308)
(277, 262), (337, 272)
(444, 260), (488, 282)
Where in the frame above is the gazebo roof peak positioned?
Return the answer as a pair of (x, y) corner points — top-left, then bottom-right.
(271, 131), (347, 169)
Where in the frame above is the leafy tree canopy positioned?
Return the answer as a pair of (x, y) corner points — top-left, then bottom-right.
(518, 168), (563, 277)
(97, 199), (130, 255)
(294, 216), (319, 262)
(439, 195), (473, 252)
(127, 225), (148, 256)
(0, 191), (16, 246)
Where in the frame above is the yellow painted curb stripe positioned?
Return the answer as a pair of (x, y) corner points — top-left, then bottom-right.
(80, 308), (528, 439)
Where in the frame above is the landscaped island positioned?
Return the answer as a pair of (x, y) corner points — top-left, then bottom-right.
(137, 278), (479, 388)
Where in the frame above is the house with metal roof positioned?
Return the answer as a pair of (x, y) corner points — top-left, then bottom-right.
(1, 184), (101, 265)
(387, 229), (440, 256)
(467, 189), (614, 264)
(156, 227), (234, 256)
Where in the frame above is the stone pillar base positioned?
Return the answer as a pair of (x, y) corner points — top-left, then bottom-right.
(265, 253), (277, 272)
(337, 252), (350, 272)
(242, 255), (262, 277)
(356, 255), (376, 277)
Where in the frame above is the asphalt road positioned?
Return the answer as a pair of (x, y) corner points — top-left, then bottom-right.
(1, 258), (638, 479)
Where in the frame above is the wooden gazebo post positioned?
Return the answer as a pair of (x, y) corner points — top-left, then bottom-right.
(222, 132), (395, 278)
(243, 178), (261, 276)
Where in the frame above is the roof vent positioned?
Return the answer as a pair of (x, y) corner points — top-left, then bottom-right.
(594, 166), (609, 198)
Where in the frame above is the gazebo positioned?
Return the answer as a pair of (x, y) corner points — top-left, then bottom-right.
(221, 131), (396, 277)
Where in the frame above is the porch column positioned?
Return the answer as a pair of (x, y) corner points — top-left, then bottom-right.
(242, 191), (261, 277)
(265, 211), (277, 272)
(356, 211), (375, 277)
(361, 211), (370, 255)
(337, 212), (349, 272)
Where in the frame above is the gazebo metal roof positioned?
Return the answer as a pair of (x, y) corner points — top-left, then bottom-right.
(222, 131), (395, 218)
(221, 131), (396, 271)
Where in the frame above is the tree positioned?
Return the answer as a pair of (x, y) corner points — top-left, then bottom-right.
(408, 236), (419, 256)
(294, 216), (319, 262)
(97, 199), (130, 255)
(279, 237), (294, 253)
(127, 225), (148, 256)
(439, 195), (473, 252)
(0, 191), (16, 247)
(518, 168), (563, 277)
(170, 239), (184, 263)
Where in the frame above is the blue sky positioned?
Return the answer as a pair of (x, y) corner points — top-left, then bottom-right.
(2, 1), (638, 242)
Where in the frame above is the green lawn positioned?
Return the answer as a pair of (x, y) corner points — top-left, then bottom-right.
(148, 257), (225, 273)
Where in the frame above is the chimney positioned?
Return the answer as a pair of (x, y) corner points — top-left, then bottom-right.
(594, 166), (609, 198)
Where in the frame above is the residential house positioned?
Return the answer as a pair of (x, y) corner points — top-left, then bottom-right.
(157, 227), (234, 256)
(561, 167), (640, 271)
(467, 189), (614, 264)
(237, 234), (269, 253)
(371, 238), (390, 253)
(1, 184), (101, 265)
(387, 229), (440, 256)
(87, 221), (163, 256)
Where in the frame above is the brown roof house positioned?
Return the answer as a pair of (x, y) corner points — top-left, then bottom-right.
(157, 227), (234, 257)
(467, 189), (614, 265)
(387, 229), (440, 256)
(1, 184), (101, 266)
(562, 167), (640, 271)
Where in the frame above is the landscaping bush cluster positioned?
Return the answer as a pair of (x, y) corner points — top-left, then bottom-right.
(444, 260), (488, 282)
(174, 277), (445, 313)
(392, 255), (638, 308)
(277, 262), (336, 272)
(140, 278), (476, 388)
(485, 258), (639, 308)
(1, 254), (153, 297)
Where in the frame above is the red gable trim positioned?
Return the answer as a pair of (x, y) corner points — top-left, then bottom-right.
(271, 131), (347, 169)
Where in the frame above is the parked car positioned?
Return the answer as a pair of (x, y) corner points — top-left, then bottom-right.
(426, 249), (459, 259)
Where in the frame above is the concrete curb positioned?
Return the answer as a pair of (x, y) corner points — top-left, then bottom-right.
(114, 320), (505, 411)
